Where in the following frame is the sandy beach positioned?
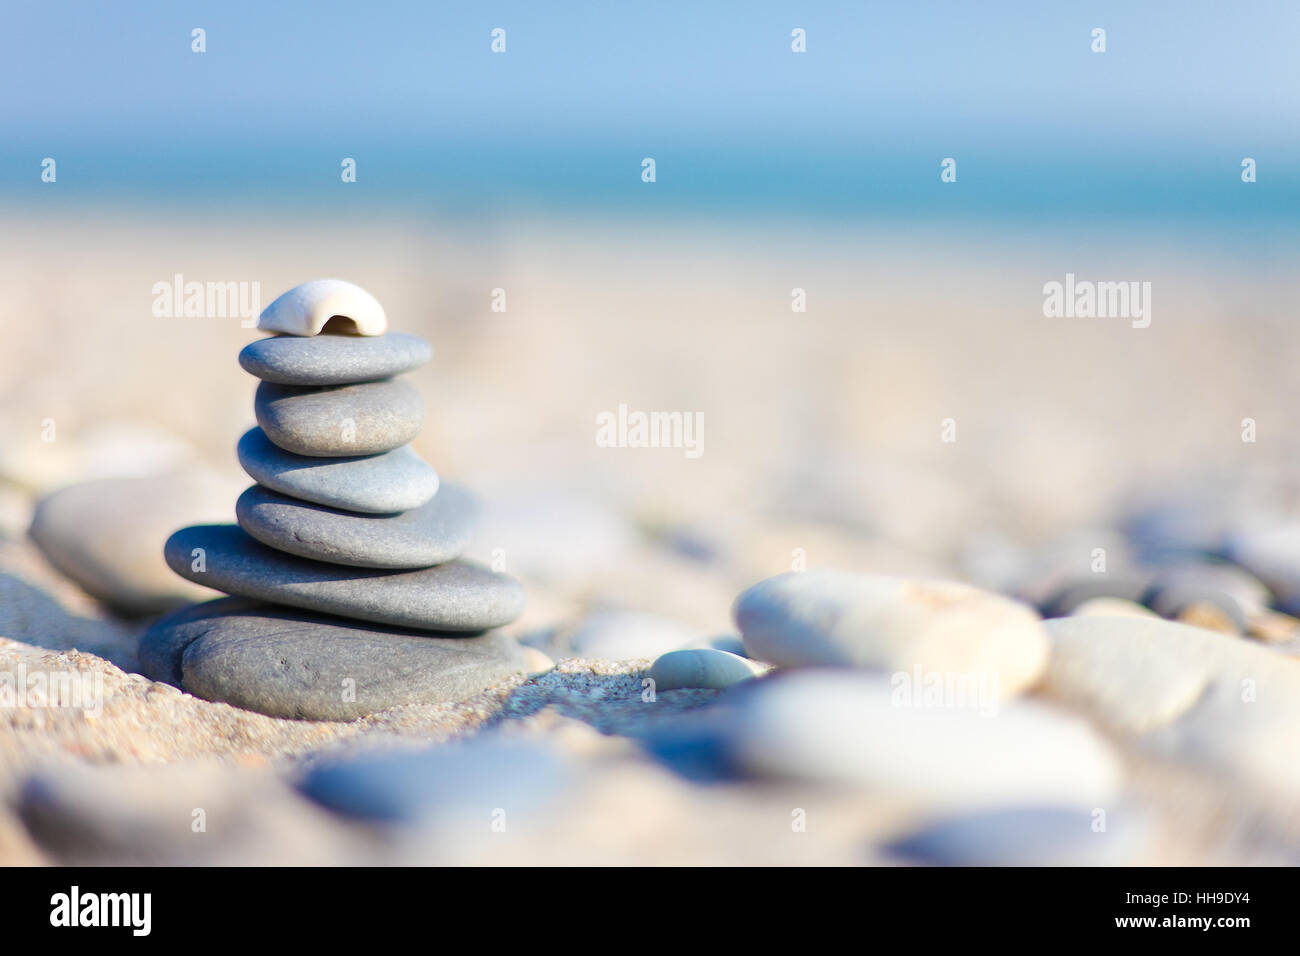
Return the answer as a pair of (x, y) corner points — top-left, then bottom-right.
(1, 209), (1299, 865)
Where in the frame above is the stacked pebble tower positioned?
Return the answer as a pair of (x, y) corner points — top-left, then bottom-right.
(142, 280), (528, 721)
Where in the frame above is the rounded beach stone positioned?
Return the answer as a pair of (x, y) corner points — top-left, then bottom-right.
(236, 427), (438, 514)
(164, 524), (524, 631)
(254, 379), (423, 457)
(235, 482), (476, 569)
(139, 597), (528, 721)
(648, 648), (767, 691)
(733, 570), (1048, 696)
(28, 469), (240, 615)
(239, 331), (431, 386)
(725, 671), (1120, 805)
(522, 646), (555, 675)
(1041, 616), (1300, 796)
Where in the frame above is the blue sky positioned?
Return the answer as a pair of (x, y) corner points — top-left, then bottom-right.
(3, 1), (1297, 221)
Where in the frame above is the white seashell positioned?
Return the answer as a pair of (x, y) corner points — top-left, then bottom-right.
(257, 279), (388, 336)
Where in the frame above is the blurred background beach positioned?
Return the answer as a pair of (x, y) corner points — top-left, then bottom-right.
(1, 1), (1299, 864)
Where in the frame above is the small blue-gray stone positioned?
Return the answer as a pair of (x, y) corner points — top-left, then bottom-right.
(648, 648), (766, 691)
(239, 332), (431, 386)
(235, 483), (476, 569)
(164, 524), (524, 631)
(237, 427), (438, 514)
(255, 379), (423, 457)
(140, 597), (528, 721)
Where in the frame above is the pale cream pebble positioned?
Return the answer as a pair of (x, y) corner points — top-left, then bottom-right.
(1043, 616), (1300, 797)
(521, 646), (555, 676)
(736, 570), (1050, 696)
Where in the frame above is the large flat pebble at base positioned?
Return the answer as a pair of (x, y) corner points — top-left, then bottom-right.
(141, 597), (527, 720)
(237, 427), (438, 514)
(254, 379), (423, 457)
(239, 331), (432, 385)
(236, 482), (476, 568)
(164, 524), (525, 631)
